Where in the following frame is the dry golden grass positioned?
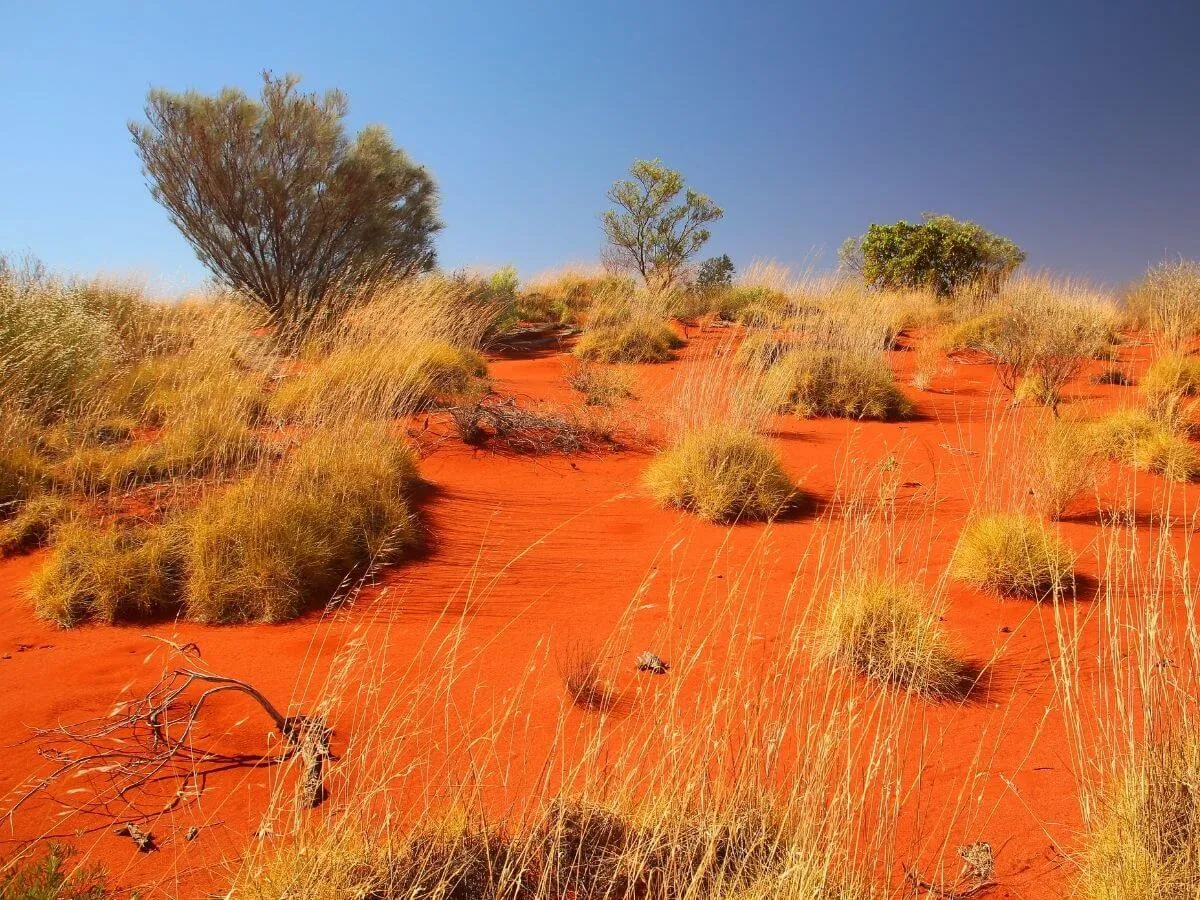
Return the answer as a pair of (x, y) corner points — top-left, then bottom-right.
(1140, 353), (1200, 410)
(950, 513), (1073, 597)
(1124, 259), (1200, 352)
(644, 424), (797, 522)
(517, 269), (635, 325)
(1023, 415), (1102, 519)
(817, 577), (968, 699)
(1077, 731), (1200, 900)
(1090, 408), (1199, 482)
(31, 520), (182, 626)
(183, 421), (419, 623)
(574, 317), (684, 364)
(761, 348), (915, 421)
(0, 494), (76, 557)
(270, 339), (487, 423)
(562, 358), (636, 406)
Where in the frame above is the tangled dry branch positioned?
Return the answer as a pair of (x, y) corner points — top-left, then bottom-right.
(8, 637), (330, 838)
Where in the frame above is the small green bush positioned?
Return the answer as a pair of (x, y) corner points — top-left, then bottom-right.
(0, 844), (110, 900)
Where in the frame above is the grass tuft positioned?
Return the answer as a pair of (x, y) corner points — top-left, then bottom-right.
(0, 495), (76, 557)
(1091, 409), (1200, 482)
(183, 422), (419, 623)
(950, 513), (1074, 597)
(818, 578), (969, 699)
(574, 318), (684, 364)
(761, 348), (915, 420)
(1079, 731), (1200, 900)
(30, 521), (182, 626)
(644, 425), (797, 523)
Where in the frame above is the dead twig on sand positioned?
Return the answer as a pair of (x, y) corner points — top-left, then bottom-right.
(444, 395), (627, 454)
(8, 637), (331, 831)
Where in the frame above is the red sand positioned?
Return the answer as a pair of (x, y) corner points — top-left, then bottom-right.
(0, 326), (1193, 898)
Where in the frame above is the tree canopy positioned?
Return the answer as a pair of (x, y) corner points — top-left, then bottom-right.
(131, 72), (441, 342)
(840, 214), (1025, 295)
(601, 159), (723, 293)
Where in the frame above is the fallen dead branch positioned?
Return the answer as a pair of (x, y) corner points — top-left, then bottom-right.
(443, 394), (631, 454)
(8, 636), (331, 832)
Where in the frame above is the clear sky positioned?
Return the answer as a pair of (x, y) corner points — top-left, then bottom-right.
(2, 0), (1198, 290)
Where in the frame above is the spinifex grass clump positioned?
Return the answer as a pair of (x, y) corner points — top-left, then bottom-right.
(817, 578), (969, 699)
(31, 521), (182, 626)
(1025, 415), (1102, 519)
(1078, 731), (1200, 900)
(0, 494), (75, 557)
(270, 340), (488, 423)
(574, 317), (684, 364)
(950, 513), (1074, 597)
(1140, 353), (1200, 411)
(761, 347), (914, 421)
(644, 425), (796, 522)
(1091, 408), (1199, 482)
(184, 422), (419, 623)
(563, 359), (635, 407)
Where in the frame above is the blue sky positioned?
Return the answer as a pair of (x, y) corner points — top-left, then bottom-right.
(2, 0), (1198, 290)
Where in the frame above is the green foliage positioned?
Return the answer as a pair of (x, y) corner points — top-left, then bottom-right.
(602, 159), (723, 292)
(130, 72), (441, 342)
(695, 254), (735, 288)
(0, 844), (110, 900)
(841, 213), (1025, 296)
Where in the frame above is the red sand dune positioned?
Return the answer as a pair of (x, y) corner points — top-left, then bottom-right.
(0, 326), (1192, 898)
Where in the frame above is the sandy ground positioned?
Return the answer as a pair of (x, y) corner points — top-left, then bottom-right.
(0, 325), (1192, 898)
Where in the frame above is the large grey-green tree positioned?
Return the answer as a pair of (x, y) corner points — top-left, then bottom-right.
(131, 72), (441, 342)
(602, 159), (723, 293)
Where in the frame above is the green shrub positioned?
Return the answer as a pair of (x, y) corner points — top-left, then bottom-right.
(762, 348), (914, 420)
(574, 319), (684, 364)
(0, 844), (110, 900)
(841, 213), (1025, 296)
(183, 423), (419, 623)
(644, 425), (797, 522)
(950, 514), (1074, 597)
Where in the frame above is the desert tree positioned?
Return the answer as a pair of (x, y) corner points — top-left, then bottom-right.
(130, 72), (441, 344)
(840, 213), (1024, 296)
(696, 253), (736, 289)
(601, 159), (723, 293)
